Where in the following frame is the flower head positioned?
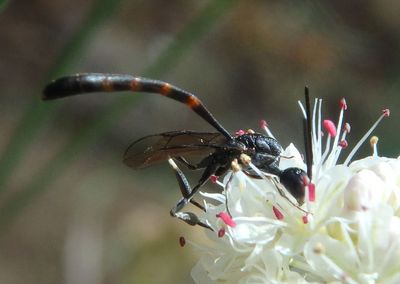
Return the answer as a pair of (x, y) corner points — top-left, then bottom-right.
(178, 98), (399, 283)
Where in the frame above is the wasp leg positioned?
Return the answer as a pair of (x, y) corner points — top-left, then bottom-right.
(174, 158), (219, 212)
(172, 160), (206, 211)
(175, 155), (211, 171)
(214, 164), (230, 176)
(168, 159), (212, 230)
(173, 211), (212, 230)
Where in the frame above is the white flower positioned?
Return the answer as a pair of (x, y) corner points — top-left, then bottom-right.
(180, 98), (399, 283)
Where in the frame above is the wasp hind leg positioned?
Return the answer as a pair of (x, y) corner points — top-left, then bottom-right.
(175, 155), (211, 171)
(168, 159), (213, 230)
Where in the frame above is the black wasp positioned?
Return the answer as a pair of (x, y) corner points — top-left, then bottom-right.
(43, 73), (308, 228)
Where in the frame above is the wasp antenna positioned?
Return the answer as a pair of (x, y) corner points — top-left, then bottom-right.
(303, 86), (313, 179)
(43, 73), (233, 140)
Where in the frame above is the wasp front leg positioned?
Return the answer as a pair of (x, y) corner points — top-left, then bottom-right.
(168, 159), (212, 230)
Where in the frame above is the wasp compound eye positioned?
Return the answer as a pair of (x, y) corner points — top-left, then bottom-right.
(280, 167), (307, 205)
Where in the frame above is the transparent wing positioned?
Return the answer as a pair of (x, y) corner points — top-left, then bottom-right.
(123, 131), (228, 169)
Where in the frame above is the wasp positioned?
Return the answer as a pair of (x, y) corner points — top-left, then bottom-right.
(43, 73), (308, 228)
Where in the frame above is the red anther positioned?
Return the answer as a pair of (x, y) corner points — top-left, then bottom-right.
(302, 175), (310, 186)
(344, 123), (351, 133)
(260, 119), (268, 128)
(235, 129), (245, 136)
(179, 236), (186, 247)
(272, 206), (284, 220)
(218, 228), (225, 238)
(338, 140), (348, 148)
(302, 215), (309, 224)
(323, 120), (337, 137)
(210, 175), (219, 183)
(216, 212), (236, 227)
(382, 109), (390, 117)
(308, 183), (316, 202)
(339, 98), (347, 110)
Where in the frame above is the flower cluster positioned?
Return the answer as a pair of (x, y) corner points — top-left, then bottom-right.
(183, 99), (399, 283)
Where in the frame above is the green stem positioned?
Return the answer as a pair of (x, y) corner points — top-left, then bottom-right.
(0, 0), (8, 11)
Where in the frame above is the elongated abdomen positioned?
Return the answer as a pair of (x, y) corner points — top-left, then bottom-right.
(43, 73), (145, 100)
(42, 73), (233, 140)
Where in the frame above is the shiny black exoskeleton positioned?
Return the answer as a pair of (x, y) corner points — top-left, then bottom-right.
(233, 133), (306, 202)
(43, 73), (308, 228)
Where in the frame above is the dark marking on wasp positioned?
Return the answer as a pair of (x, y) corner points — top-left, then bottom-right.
(43, 73), (308, 228)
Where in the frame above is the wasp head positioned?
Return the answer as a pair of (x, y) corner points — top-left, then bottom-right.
(279, 167), (307, 205)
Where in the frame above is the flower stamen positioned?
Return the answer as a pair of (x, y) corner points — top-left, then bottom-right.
(340, 98), (348, 110)
(308, 183), (316, 202)
(216, 212), (236, 227)
(313, 242), (325, 254)
(189, 97), (396, 284)
(338, 140), (348, 148)
(323, 119), (337, 137)
(343, 109), (390, 166)
(260, 119), (275, 138)
(210, 175), (219, 183)
(370, 136), (379, 157)
(272, 206), (284, 220)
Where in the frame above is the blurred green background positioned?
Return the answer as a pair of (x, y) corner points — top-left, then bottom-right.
(0, 0), (399, 283)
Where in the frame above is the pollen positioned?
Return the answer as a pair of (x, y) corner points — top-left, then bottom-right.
(231, 159), (241, 172)
(240, 153), (251, 166)
(370, 136), (379, 146)
(313, 242), (325, 254)
(370, 136), (379, 156)
(344, 123), (351, 133)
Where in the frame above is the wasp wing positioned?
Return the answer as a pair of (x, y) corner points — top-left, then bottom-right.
(123, 131), (228, 169)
